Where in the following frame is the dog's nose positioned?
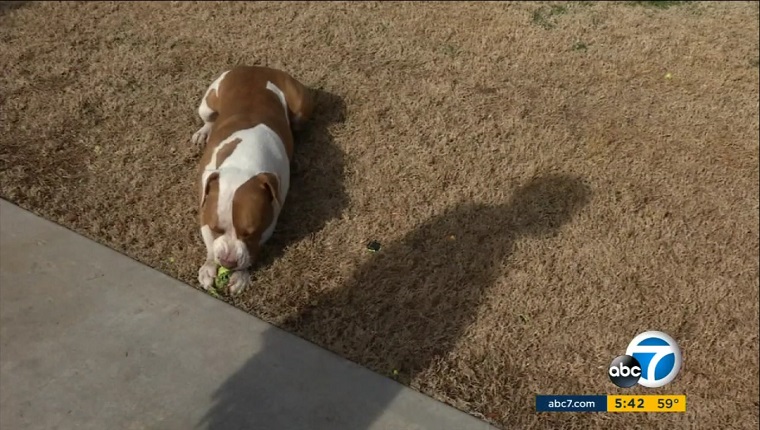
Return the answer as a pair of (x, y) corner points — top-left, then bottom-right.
(219, 259), (237, 269)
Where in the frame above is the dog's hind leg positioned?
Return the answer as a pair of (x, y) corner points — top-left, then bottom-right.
(191, 71), (229, 146)
(279, 74), (314, 132)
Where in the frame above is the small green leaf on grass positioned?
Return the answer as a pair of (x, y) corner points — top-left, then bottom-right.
(572, 41), (588, 52)
(532, 5), (568, 30)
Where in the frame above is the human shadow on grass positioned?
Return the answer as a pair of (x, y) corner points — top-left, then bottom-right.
(254, 87), (347, 270)
(198, 174), (591, 430)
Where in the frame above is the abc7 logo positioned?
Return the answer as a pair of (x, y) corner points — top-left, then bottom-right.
(608, 331), (682, 388)
(608, 355), (643, 388)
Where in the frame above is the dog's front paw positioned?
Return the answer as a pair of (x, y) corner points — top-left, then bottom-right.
(228, 270), (251, 296)
(191, 124), (211, 146)
(198, 261), (217, 290)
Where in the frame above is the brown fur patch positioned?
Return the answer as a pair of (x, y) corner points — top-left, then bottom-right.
(212, 137), (242, 169)
(231, 175), (277, 261)
(196, 136), (241, 214)
(199, 173), (221, 234)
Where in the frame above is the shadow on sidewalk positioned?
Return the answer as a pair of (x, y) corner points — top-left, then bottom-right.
(198, 174), (591, 429)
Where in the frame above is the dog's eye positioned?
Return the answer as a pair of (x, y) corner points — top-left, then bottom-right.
(242, 228), (258, 240)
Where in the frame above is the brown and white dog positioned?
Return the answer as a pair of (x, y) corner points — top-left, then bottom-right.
(192, 66), (313, 295)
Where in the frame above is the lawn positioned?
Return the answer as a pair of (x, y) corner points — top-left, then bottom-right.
(1, 1), (758, 428)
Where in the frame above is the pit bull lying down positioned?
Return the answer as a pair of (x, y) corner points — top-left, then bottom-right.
(192, 65), (313, 296)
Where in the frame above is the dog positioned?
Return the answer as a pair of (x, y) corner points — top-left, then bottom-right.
(192, 65), (313, 296)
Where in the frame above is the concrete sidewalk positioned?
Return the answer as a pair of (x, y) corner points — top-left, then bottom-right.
(0, 199), (496, 430)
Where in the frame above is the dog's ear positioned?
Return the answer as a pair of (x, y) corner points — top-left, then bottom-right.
(200, 171), (220, 207)
(257, 172), (282, 210)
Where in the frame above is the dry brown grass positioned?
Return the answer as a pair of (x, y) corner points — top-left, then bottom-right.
(1, 1), (758, 428)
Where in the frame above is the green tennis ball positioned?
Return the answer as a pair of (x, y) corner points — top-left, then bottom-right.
(215, 266), (232, 290)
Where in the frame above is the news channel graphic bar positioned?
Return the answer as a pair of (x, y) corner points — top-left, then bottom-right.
(535, 395), (686, 413)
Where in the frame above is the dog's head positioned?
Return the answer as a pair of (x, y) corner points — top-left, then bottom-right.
(200, 171), (282, 270)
